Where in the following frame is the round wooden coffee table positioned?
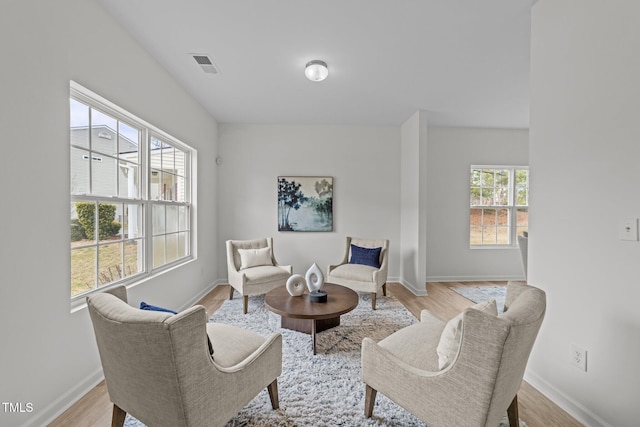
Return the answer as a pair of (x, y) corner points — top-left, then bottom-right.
(265, 283), (358, 355)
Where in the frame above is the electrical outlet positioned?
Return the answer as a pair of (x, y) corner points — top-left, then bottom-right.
(571, 344), (587, 371)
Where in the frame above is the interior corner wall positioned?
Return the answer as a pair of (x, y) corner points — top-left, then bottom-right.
(216, 124), (401, 282)
(0, 1), (218, 426)
(426, 127), (528, 281)
(400, 111), (428, 293)
(529, 1), (640, 426)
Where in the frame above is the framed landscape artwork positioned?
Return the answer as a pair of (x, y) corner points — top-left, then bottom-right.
(277, 176), (333, 232)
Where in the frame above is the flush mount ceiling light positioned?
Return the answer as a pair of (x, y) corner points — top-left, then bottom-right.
(305, 60), (329, 82)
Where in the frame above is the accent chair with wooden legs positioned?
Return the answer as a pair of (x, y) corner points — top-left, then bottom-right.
(361, 281), (546, 426)
(87, 286), (282, 427)
(226, 237), (292, 314)
(326, 237), (389, 310)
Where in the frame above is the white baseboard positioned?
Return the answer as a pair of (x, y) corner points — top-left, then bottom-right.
(524, 370), (612, 427)
(178, 279), (220, 311)
(24, 369), (104, 427)
(425, 274), (525, 282)
(394, 277), (427, 296)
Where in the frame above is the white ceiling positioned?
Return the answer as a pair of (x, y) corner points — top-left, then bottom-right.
(97, 0), (535, 128)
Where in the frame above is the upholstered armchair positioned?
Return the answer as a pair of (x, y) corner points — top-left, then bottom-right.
(326, 237), (389, 309)
(86, 286), (282, 427)
(362, 281), (546, 427)
(226, 237), (292, 314)
(517, 232), (528, 280)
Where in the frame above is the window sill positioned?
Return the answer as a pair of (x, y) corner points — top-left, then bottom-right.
(469, 245), (519, 250)
(70, 256), (195, 313)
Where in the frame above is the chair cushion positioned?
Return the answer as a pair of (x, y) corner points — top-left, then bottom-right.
(206, 322), (266, 368)
(349, 244), (382, 268)
(329, 263), (377, 282)
(242, 265), (290, 284)
(436, 299), (498, 370)
(238, 247), (273, 269)
(378, 321), (444, 371)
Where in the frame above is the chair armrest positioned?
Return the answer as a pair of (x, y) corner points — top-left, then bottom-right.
(371, 267), (382, 278)
(212, 333), (282, 373)
(104, 285), (128, 303)
(371, 262), (389, 285)
(227, 267), (246, 285)
(327, 263), (343, 275)
(269, 238), (291, 273)
(379, 244), (390, 270)
(275, 264), (293, 274)
(226, 240), (244, 284)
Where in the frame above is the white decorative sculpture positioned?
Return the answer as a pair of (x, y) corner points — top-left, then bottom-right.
(305, 263), (324, 292)
(286, 274), (306, 296)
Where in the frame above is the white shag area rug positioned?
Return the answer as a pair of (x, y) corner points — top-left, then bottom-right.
(124, 292), (525, 426)
(449, 285), (507, 314)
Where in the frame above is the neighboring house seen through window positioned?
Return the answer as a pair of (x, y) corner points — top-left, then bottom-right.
(70, 82), (193, 301)
(470, 166), (528, 247)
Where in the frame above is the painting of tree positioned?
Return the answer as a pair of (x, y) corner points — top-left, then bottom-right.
(277, 176), (333, 231)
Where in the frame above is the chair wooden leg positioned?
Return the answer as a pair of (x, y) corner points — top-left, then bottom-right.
(507, 394), (519, 427)
(382, 282), (387, 296)
(371, 292), (377, 310)
(243, 295), (248, 314)
(229, 286), (234, 300)
(111, 404), (127, 427)
(364, 385), (377, 418)
(267, 379), (279, 410)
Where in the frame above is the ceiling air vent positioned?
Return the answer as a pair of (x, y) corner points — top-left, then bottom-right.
(192, 54), (219, 74)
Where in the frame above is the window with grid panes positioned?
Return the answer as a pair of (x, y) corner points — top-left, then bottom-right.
(70, 82), (193, 301)
(469, 166), (528, 247)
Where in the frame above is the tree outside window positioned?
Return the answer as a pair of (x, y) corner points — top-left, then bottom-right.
(470, 166), (528, 246)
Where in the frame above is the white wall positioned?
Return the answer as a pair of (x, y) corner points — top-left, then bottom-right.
(0, 1), (218, 426)
(529, 1), (640, 426)
(217, 122), (525, 290)
(426, 127), (529, 281)
(217, 124), (401, 280)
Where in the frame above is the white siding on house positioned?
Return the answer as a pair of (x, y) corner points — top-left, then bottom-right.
(70, 125), (139, 198)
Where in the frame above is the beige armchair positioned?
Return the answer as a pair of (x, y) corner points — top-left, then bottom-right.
(226, 237), (292, 314)
(86, 286), (282, 427)
(517, 232), (528, 280)
(362, 281), (546, 427)
(326, 237), (389, 309)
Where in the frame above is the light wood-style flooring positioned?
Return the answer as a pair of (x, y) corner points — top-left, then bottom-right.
(50, 282), (582, 427)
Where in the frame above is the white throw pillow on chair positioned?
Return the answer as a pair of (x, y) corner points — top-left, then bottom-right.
(436, 299), (498, 370)
(238, 247), (273, 269)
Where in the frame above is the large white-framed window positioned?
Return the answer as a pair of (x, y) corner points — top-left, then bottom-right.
(469, 166), (528, 247)
(70, 82), (193, 301)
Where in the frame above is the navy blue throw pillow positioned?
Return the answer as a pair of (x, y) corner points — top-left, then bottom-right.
(349, 244), (382, 268)
(139, 302), (178, 314)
